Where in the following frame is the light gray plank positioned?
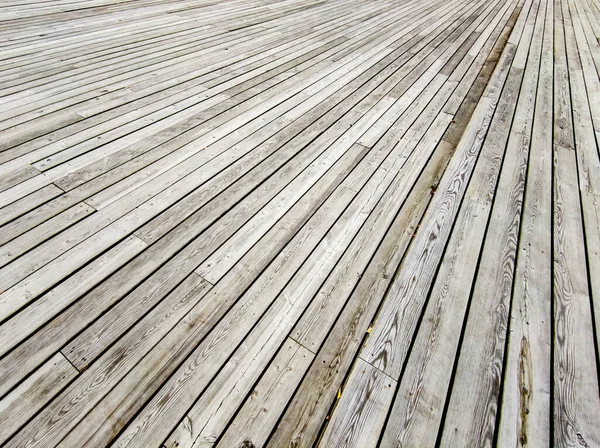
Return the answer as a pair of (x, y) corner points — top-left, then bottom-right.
(498, 0), (553, 442)
(0, 353), (78, 445)
(553, 145), (600, 447)
(213, 339), (313, 448)
(317, 358), (396, 448)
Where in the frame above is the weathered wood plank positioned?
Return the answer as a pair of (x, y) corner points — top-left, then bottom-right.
(440, 0), (546, 443)
(381, 10), (526, 444)
(563, 0), (600, 360)
(9, 139), (365, 447)
(0, 353), (77, 445)
(267, 139), (453, 448)
(497, 0), (553, 444)
(2, 0), (600, 446)
(213, 339), (313, 448)
(318, 358), (396, 448)
(362, 73), (509, 382)
(553, 145), (600, 447)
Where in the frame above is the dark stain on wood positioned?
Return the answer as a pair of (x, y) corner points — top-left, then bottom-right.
(518, 336), (533, 446)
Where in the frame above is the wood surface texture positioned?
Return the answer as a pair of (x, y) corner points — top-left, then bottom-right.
(0, 0), (598, 446)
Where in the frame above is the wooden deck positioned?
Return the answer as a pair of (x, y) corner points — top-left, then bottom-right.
(0, 0), (599, 446)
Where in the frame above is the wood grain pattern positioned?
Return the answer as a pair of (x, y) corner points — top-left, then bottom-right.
(214, 339), (313, 448)
(553, 145), (600, 447)
(318, 358), (396, 448)
(1, 0), (598, 446)
(498, 0), (553, 444)
(0, 354), (77, 445)
(440, 0), (545, 442)
(267, 139), (452, 448)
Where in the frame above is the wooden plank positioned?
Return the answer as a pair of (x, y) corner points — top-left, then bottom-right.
(3, 0), (599, 445)
(0, 183), (62, 230)
(65, 76), (398, 364)
(168, 113), (452, 448)
(267, 9), (525, 440)
(9, 136), (366, 447)
(0, 0), (404, 153)
(212, 339), (313, 448)
(361, 82), (508, 381)
(276, 0), (524, 445)
(134, 0), (476, 245)
(317, 358), (396, 448)
(440, 0), (546, 443)
(562, 0), (600, 358)
(0, 164), (40, 193)
(0, 121), (364, 400)
(553, 145), (600, 447)
(0, 4), (355, 156)
(1, 0), (468, 356)
(155, 4), (511, 438)
(0, 3), (324, 122)
(334, 2), (524, 443)
(0, 353), (77, 445)
(0, 2), (376, 175)
(294, 113), (454, 351)
(299, 0), (521, 350)
(0, 235), (147, 359)
(56, 184), (359, 448)
(267, 141), (453, 448)
(25, 274), (212, 448)
(0, 201), (94, 268)
(26, 6), (365, 174)
(0, 38), (381, 300)
(0, 0), (440, 290)
(498, 0), (553, 443)
(108, 140), (414, 447)
(381, 20), (526, 447)
(0, 3), (368, 156)
(64, 140), (366, 370)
